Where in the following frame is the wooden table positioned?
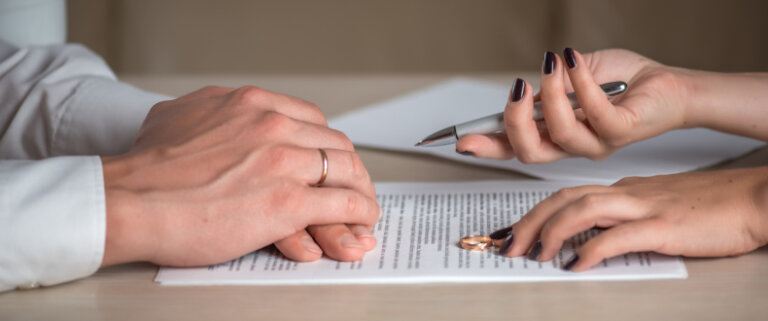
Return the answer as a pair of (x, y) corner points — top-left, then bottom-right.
(2, 74), (767, 321)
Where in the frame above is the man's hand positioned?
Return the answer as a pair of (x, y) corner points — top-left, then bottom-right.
(100, 86), (380, 267)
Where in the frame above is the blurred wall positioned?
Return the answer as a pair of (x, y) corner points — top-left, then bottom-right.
(67, 0), (768, 74)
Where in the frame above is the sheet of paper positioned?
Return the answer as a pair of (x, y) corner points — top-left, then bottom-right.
(155, 181), (687, 285)
(328, 78), (765, 183)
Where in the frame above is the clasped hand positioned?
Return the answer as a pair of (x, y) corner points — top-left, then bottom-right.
(101, 86), (380, 267)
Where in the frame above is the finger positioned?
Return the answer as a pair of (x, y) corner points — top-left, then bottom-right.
(455, 133), (515, 159)
(503, 78), (568, 163)
(562, 48), (627, 140)
(269, 147), (374, 198)
(536, 192), (648, 262)
(565, 219), (666, 272)
(307, 224), (377, 262)
(228, 86), (328, 125)
(298, 187), (381, 227)
(252, 113), (355, 152)
(274, 230), (324, 262)
(503, 185), (610, 257)
(539, 51), (605, 158)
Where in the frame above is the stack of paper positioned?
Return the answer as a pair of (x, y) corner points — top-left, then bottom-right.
(156, 181), (687, 285)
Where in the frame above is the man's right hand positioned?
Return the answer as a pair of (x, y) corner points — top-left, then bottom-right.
(100, 86), (380, 267)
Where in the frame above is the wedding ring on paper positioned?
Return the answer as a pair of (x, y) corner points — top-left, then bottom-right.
(459, 235), (495, 251)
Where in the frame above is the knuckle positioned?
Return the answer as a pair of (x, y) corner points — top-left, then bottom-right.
(303, 101), (327, 124)
(232, 85), (268, 105)
(265, 145), (298, 171)
(577, 194), (604, 210)
(332, 129), (355, 151)
(258, 111), (295, 134)
(553, 187), (578, 200)
(600, 133), (630, 149)
(345, 152), (368, 181)
(200, 85), (224, 93)
(345, 194), (363, 215)
(538, 222), (557, 242)
(548, 129), (577, 148)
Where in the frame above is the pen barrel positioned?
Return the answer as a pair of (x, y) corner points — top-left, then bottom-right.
(455, 113), (505, 137)
(454, 81), (626, 137)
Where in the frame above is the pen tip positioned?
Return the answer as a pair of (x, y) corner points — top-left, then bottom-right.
(414, 141), (424, 147)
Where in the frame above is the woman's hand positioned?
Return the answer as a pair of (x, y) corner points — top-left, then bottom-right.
(456, 48), (692, 162)
(101, 86), (380, 267)
(492, 167), (768, 271)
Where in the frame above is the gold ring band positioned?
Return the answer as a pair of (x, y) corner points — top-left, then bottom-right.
(459, 235), (493, 251)
(315, 148), (328, 186)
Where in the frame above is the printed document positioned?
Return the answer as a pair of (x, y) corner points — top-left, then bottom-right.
(156, 181), (687, 285)
(328, 78), (764, 183)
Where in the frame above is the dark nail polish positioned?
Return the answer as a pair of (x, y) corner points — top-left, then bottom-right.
(527, 240), (542, 260)
(542, 51), (556, 75)
(457, 150), (474, 156)
(499, 233), (515, 255)
(509, 78), (525, 102)
(489, 226), (513, 240)
(564, 47), (576, 69)
(563, 254), (580, 271)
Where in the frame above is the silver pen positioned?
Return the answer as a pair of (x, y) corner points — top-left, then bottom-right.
(414, 81), (628, 147)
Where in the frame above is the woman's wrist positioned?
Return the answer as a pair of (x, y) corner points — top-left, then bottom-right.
(677, 69), (768, 140)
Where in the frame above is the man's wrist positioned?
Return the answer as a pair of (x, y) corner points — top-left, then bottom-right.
(101, 154), (155, 266)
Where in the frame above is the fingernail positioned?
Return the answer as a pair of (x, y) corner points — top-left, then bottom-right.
(499, 233), (515, 255)
(562, 254), (580, 271)
(564, 47), (576, 69)
(456, 150), (474, 156)
(509, 78), (525, 102)
(542, 51), (556, 75)
(527, 240), (542, 260)
(489, 226), (513, 240)
(301, 236), (323, 255)
(339, 233), (364, 249)
(352, 225), (375, 239)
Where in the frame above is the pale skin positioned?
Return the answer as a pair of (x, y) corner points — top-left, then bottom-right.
(101, 86), (380, 267)
(456, 48), (768, 271)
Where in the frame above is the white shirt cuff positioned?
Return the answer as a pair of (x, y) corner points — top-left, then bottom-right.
(0, 156), (105, 292)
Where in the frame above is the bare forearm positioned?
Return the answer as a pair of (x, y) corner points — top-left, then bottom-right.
(682, 69), (768, 141)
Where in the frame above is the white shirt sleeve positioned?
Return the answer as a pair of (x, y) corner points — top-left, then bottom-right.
(0, 39), (171, 291)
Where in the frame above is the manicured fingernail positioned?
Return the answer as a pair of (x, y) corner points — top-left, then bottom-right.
(352, 225), (375, 239)
(564, 47), (576, 69)
(509, 78), (525, 102)
(542, 51), (556, 75)
(563, 254), (580, 271)
(489, 226), (513, 240)
(527, 240), (542, 260)
(456, 150), (474, 156)
(499, 233), (515, 255)
(301, 236), (323, 255)
(339, 233), (364, 249)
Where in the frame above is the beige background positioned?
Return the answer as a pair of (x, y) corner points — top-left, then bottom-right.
(67, 0), (768, 74)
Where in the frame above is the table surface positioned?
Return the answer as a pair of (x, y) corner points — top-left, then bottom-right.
(2, 73), (767, 321)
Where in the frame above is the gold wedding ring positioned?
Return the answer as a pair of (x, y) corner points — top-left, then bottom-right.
(315, 148), (328, 186)
(460, 235), (494, 251)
